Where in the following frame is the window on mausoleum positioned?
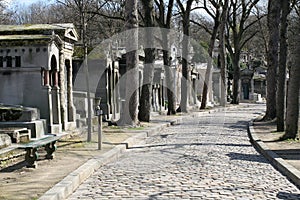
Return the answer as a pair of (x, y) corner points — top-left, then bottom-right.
(6, 56), (12, 68)
(15, 56), (21, 67)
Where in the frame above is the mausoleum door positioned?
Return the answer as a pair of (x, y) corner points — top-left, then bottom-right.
(242, 82), (250, 100)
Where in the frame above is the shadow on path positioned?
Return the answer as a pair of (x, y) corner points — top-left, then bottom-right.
(0, 160), (27, 172)
(277, 191), (300, 199)
(226, 152), (268, 164)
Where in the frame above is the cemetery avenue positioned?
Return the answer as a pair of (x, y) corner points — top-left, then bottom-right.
(67, 104), (300, 200)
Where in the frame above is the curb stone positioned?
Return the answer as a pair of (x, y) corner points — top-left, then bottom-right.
(39, 118), (182, 200)
(248, 120), (300, 189)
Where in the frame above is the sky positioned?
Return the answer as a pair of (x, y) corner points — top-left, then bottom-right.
(5, 0), (54, 7)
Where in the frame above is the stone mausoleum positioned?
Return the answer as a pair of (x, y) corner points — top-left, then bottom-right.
(0, 24), (78, 134)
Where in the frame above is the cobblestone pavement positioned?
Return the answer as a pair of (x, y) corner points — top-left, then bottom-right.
(68, 104), (300, 200)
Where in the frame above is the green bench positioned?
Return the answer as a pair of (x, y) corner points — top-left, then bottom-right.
(18, 135), (61, 168)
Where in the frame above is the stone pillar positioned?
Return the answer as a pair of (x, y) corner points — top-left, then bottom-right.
(111, 69), (116, 120)
(59, 51), (67, 130)
(250, 78), (255, 100)
(67, 60), (76, 122)
(44, 70), (50, 86)
(177, 69), (181, 104)
(108, 67), (112, 119)
(239, 79), (243, 100)
(192, 78), (197, 105)
(47, 86), (53, 132)
(208, 68), (213, 105)
(51, 71), (62, 133)
(153, 85), (158, 112)
(251, 78), (254, 94)
(159, 79), (164, 111)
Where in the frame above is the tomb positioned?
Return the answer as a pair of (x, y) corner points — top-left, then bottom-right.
(0, 24), (79, 134)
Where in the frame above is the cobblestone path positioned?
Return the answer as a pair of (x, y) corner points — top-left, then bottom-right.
(68, 104), (300, 200)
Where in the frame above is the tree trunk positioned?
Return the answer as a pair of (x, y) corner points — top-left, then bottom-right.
(200, 7), (220, 109)
(264, 0), (281, 121)
(138, 0), (155, 122)
(180, 19), (190, 112)
(219, 1), (229, 107)
(138, 48), (155, 122)
(281, 21), (300, 140)
(276, 0), (289, 131)
(177, 0), (193, 113)
(163, 44), (177, 115)
(119, 0), (139, 126)
(231, 55), (240, 104)
(156, 0), (176, 115)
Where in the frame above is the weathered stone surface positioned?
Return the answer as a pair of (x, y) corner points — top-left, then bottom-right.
(0, 119), (47, 138)
(17, 107), (40, 122)
(0, 133), (11, 149)
(0, 105), (39, 122)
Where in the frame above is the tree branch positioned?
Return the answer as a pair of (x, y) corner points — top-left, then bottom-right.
(240, 30), (259, 49)
(86, 11), (125, 21)
(190, 19), (213, 35)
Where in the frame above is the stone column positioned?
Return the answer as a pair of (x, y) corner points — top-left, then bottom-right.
(59, 51), (67, 130)
(250, 78), (255, 100)
(67, 59), (76, 122)
(42, 75), (53, 134)
(112, 67), (118, 120)
(44, 70), (50, 86)
(192, 78), (197, 105)
(251, 78), (254, 94)
(160, 79), (164, 111)
(51, 70), (62, 132)
(239, 79), (243, 100)
(208, 68), (214, 105)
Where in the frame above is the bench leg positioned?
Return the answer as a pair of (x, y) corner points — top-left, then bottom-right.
(25, 148), (39, 168)
(45, 141), (57, 159)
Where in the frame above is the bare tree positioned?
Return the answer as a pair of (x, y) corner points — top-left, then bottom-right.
(86, 1), (126, 43)
(138, 0), (156, 122)
(10, 1), (59, 24)
(119, 0), (139, 125)
(219, 0), (229, 106)
(0, 0), (14, 24)
(155, 0), (177, 115)
(281, 12), (300, 140)
(226, 0), (260, 104)
(263, 0), (281, 120)
(276, 0), (291, 131)
(176, 0), (195, 112)
(192, 0), (222, 109)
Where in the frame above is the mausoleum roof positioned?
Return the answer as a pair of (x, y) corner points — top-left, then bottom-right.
(0, 35), (51, 40)
(0, 23), (78, 42)
(0, 23), (74, 32)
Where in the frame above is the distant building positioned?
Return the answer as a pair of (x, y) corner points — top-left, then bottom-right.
(0, 24), (79, 134)
(240, 51), (267, 102)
